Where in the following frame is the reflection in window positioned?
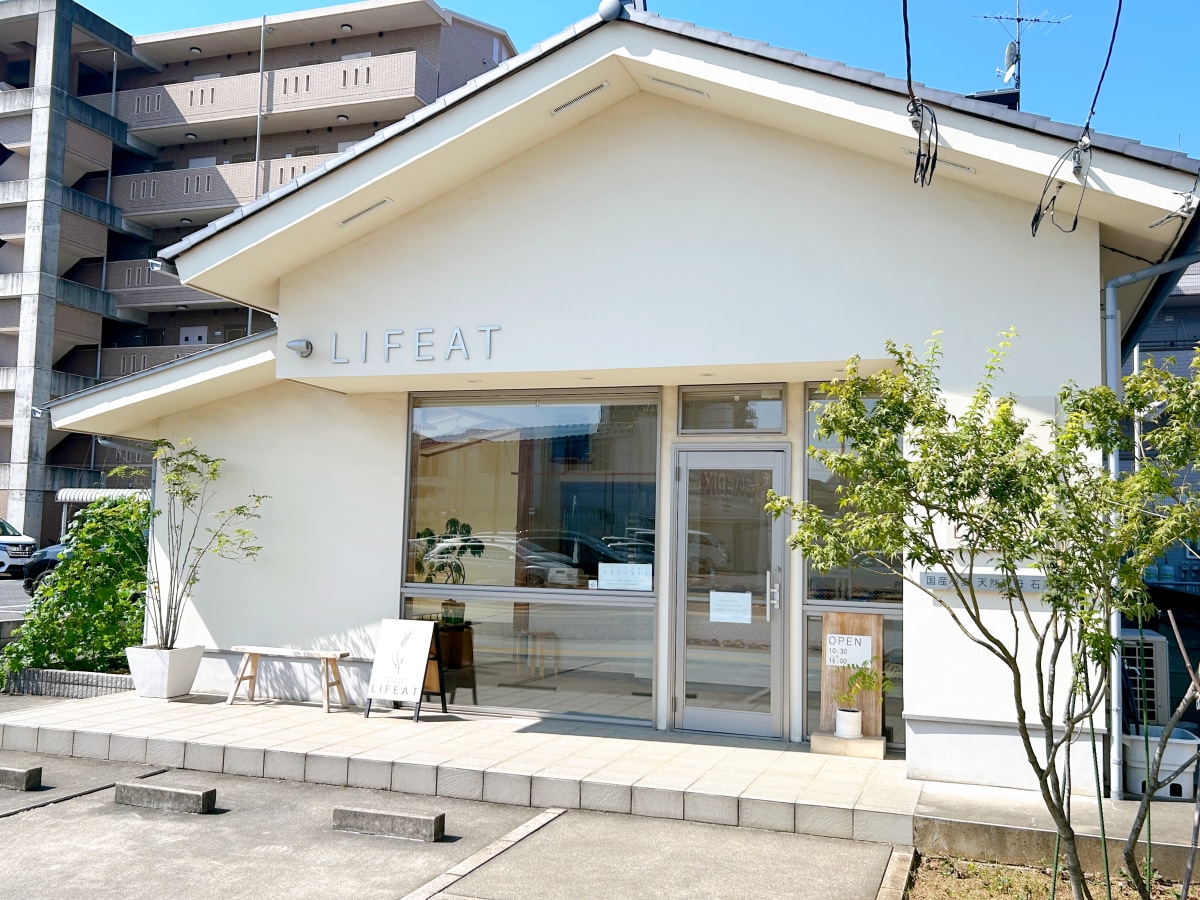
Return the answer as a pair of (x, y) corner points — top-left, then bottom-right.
(806, 614), (903, 744)
(407, 394), (659, 590)
(806, 394), (903, 602)
(680, 385), (784, 433)
(406, 596), (653, 721)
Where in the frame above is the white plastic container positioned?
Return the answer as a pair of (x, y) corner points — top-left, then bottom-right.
(1123, 726), (1200, 799)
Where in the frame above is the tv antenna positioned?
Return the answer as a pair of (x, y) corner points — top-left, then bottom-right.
(976, 2), (1069, 107)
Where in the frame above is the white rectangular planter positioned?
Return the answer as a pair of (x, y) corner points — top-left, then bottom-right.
(125, 646), (205, 700)
(1123, 727), (1200, 799)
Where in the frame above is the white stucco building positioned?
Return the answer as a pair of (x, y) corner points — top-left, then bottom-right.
(47, 3), (1200, 793)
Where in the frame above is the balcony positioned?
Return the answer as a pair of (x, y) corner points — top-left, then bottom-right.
(51, 371), (98, 398)
(98, 152), (341, 226)
(85, 52), (437, 141)
(0, 465), (105, 491)
(73, 260), (223, 311)
(99, 344), (209, 381)
(0, 273), (144, 325)
(0, 368), (97, 398)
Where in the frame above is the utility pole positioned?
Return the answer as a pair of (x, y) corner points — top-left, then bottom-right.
(254, 17), (275, 198)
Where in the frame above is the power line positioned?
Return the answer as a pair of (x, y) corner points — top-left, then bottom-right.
(1082, 0), (1121, 136)
(901, 0), (938, 187)
(1030, 0), (1122, 237)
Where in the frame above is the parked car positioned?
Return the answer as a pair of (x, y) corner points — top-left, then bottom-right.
(413, 534), (585, 587)
(522, 531), (627, 577)
(22, 543), (64, 595)
(0, 517), (37, 578)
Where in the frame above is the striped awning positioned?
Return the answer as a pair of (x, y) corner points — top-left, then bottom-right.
(55, 488), (149, 505)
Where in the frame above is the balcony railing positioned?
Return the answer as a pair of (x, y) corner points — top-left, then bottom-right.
(99, 344), (209, 380)
(0, 273), (146, 324)
(73, 260), (220, 310)
(0, 368), (97, 397)
(0, 465), (104, 491)
(98, 151), (342, 218)
(51, 370), (99, 397)
(85, 52), (437, 132)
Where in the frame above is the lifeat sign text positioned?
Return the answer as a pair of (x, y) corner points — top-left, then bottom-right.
(327, 326), (501, 364)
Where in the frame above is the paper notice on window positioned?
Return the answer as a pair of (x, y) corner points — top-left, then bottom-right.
(825, 634), (872, 668)
(598, 563), (653, 591)
(709, 591), (752, 624)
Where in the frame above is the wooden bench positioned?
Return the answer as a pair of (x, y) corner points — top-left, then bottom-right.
(227, 645), (350, 713)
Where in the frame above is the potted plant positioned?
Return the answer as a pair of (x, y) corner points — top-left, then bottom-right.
(411, 518), (483, 584)
(833, 657), (894, 739)
(126, 440), (267, 699)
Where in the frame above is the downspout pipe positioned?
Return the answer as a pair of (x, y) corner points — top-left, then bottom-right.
(1104, 249), (1200, 798)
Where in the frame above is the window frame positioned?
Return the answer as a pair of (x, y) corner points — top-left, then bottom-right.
(402, 387), (662, 603)
(678, 383), (786, 435)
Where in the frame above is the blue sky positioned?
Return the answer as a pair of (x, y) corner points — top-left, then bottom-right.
(84, 0), (1200, 155)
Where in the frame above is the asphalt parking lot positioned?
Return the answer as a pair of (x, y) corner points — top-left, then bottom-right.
(0, 701), (895, 900)
(0, 571), (30, 615)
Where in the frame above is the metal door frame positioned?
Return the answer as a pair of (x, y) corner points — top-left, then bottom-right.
(671, 446), (790, 737)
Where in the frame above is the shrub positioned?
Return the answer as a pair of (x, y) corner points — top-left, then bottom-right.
(1, 495), (149, 679)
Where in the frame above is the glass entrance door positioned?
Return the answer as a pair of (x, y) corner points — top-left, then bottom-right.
(673, 450), (787, 737)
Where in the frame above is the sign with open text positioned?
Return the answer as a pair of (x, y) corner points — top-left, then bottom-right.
(825, 633), (873, 668)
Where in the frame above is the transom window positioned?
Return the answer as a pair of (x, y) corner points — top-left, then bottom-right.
(679, 384), (785, 434)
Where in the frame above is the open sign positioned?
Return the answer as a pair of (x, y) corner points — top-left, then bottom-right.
(825, 633), (873, 668)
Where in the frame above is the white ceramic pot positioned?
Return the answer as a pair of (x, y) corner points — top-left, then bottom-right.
(834, 708), (863, 739)
(125, 645), (205, 700)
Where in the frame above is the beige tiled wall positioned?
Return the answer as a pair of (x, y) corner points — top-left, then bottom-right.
(116, 27), (442, 92)
(150, 123), (378, 169)
(59, 211), (108, 257)
(437, 19), (504, 95)
(0, 207), (25, 238)
(0, 114), (31, 148)
(54, 305), (102, 344)
(64, 120), (112, 171)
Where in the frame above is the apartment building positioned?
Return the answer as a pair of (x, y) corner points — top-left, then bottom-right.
(0, 0), (513, 543)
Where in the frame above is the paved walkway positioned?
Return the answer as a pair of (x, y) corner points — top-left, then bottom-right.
(0, 692), (917, 844)
(2, 690), (1198, 875)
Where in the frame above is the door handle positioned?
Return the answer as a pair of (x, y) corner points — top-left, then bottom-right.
(765, 570), (781, 622)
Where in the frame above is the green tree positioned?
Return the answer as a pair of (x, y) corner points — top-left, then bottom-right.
(148, 439), (267, 649)
(411, 518), (484, 584)
(2, 495), (149, 679)
(766, 331), (1200, 900)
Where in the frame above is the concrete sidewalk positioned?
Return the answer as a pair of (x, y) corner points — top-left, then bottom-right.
(1, 691), (1196, 875)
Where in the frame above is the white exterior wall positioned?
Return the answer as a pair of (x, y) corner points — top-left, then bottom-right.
(152, 92), (1104, 789)
(156, 381), (410, 699)
(274, 93), (1100, 399)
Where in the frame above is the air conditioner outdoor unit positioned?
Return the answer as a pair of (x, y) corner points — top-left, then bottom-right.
(1121, 628), (1171, 727)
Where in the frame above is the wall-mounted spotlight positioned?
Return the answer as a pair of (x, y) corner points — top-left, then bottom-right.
(336, 114), (349, 122)
(286, 339), (313, 358)
(340, 23), (353, 32)
(185, 133), (197, 141)
(190, 47), (202, 55)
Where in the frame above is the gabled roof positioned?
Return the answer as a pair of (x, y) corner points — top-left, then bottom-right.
(159, 3), (1198, 326)
(49, 332), (277, 439)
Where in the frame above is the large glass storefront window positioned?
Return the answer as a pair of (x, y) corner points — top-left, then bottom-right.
(407, 393), (659, 591)
(406, 596), (653, 722)
(807, 394), (903, 603)
(805, 390), (904, 746)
